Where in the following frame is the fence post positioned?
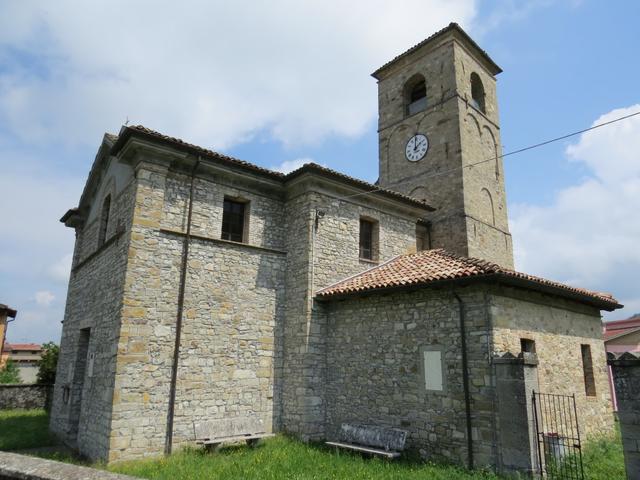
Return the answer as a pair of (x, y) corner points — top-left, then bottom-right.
(493, 351), (540, 475)
(608, 352), (640, 480)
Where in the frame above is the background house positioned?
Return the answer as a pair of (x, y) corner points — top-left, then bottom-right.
(3, 343), (42, 383)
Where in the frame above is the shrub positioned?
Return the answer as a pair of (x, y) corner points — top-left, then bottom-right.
(36, 342), (59, 384)
(0, 358), (21, 384)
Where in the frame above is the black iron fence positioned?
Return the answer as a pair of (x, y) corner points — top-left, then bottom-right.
(532, 391), (584, 479)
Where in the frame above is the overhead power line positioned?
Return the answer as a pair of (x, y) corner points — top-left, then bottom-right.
(336, 109), (640, 202)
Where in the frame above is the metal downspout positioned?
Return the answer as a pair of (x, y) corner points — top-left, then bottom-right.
(165, 158), (200, 455)
(454, 291), (474, 470)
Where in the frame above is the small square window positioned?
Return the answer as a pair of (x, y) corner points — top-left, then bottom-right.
(222, 198), (247, 243)
(520, 338), (536, 353)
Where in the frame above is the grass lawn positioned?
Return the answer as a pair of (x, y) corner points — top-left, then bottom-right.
(0, 409), (56, 451)
(0, 409), (627, 479)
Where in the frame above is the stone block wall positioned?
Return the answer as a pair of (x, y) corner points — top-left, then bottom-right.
(107, 161), (287, 461)
(490, 286), (614, 439)
(51, 177), (136, 461)
(493, 353), (539, 475)
(0, 384), (53, 410)
(608, 352), (640, 480)
(323, 286), (496, 467)
(280, 188), (418, 440)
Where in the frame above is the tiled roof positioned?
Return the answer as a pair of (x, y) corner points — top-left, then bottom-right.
(604, 314), (640, 331)
(0, 304), (17, 318)
(371, 23), (502, 79)
(316, 249), (621, 310)
(113, 125), (285, 180)
(4, 343), (41, 351)
(603, 326), (640, 342)
(110, 125), (434, 211)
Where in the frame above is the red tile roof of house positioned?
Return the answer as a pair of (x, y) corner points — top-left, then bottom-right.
(316, 249), (621, 310)
(4, 343), (42, 352)
(603, 314), (640, 340)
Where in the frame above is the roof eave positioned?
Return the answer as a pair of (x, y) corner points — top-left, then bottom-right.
(285, 164), (435, 212)
(316, 272), (622, 311)
(371, 23), (502, 80)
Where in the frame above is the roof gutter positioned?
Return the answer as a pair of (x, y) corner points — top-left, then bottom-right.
(453, 291), (474, 470)
(164, 157), (199, 456)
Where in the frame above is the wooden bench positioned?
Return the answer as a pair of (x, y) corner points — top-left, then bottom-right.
(326, 423), (408, 459)
(194, 417), (274, 449)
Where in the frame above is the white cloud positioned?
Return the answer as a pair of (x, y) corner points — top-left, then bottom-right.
(511, 105), (640, 320)
(0, 1), (477, 150)
(48, 253), (73, 283)
(270, 158), (314, 174)
(35, 290), (55, 307)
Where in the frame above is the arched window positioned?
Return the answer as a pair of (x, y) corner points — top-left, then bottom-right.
(470, 73), (485, 113)
(98, 195), (111, 247)
(404, 75), (427, 116)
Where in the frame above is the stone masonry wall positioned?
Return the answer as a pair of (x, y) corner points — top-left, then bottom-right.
(0, 384), (53, 410)
(490, 286), (613, 438)
(51, 179), (135, 461)
(280, 187), (419, 440)
(608, 352), (640, 480)
(324, 286), (497, 467)
(108, 162), (286, 462)
(375, 36), (513, 269)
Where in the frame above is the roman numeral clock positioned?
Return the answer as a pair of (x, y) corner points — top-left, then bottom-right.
(405, 133), (429, 162)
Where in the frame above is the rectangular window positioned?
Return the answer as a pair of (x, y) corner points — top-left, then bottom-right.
(581, 344), (596, 397)
(421, 346), (445, 392)
(416, 223), (429, 251)
(359, 218), (378, 261)
(221, 198), (247, 243)
(520, 338), (536, 353)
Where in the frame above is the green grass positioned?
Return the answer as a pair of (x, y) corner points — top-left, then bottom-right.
(0, 409), (56, 451)
(582, 430), (626, 480)
(109, 436), (500, 480)
(0, 409), (626, 480)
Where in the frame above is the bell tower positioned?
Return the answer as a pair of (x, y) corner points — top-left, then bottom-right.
(373, 23), (513, 268)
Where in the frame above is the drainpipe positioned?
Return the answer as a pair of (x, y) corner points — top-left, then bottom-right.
(453, 291), (474, 470)
(165, 158), (199, 455)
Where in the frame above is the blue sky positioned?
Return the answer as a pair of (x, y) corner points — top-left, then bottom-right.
(1, 0), (639, 344)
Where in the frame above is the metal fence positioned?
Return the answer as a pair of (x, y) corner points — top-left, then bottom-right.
(532, 391), (584, 479)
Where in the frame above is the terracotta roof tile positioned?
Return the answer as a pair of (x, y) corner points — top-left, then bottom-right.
(316, 249), (621, 310)
(111, 125), (433, 211)
(372, 23), (502, 79)
(5, 343), (41, 351)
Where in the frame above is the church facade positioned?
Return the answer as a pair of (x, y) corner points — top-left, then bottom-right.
(51, 24), (621, 472)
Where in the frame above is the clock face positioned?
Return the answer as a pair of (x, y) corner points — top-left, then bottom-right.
(405, 134), (429, 162)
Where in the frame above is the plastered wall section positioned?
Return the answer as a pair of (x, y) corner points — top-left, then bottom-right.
(324, 286), (497, 467)
(490, 287), (614, 438)
(50, 179), (136, 461)
(108, 164), (286, 462)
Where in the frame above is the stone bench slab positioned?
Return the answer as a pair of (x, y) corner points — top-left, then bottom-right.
(325, 441), (401, 459)
(0, 451), (137, 480)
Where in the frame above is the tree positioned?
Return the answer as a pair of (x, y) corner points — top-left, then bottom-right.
(0, 359), (22, 384)
(36, 342), (59, 384)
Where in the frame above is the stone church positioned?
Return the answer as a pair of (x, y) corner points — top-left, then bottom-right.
(51, 23), (621, 472)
